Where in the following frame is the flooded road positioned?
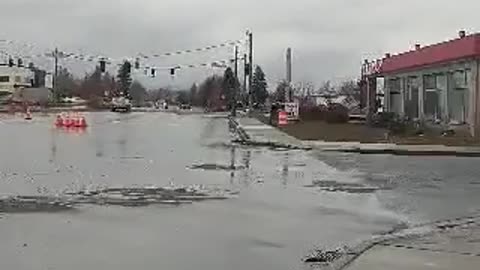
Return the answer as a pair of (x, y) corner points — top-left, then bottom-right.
(0, 112), (425, 270)
(314, 151), (480, 224)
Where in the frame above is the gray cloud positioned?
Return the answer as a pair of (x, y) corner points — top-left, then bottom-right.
(2, 0), (480, 89)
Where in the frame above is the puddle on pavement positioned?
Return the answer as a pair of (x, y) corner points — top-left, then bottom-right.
(118, 156), (145, 160)
(305, 180), (382, 194)
(188, 163), (245, 171)
(0, 185), (238, 213)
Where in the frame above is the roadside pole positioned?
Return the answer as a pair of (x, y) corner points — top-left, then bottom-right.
(243, 53), (247, 103)
(53, 48), (58, 102)
(232, 45), (238, 117)
(248, 31), (253, 112)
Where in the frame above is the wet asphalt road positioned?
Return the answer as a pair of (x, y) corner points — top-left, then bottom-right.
(1, 112), (479, 270)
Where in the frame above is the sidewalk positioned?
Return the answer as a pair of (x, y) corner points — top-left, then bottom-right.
(233, 117), (480, 156)
(306, 141), (480, 157)
(345, 217), (480, 270)
(233, 117), (308, 149)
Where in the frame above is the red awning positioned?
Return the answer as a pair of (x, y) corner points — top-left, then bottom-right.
(380, 34), (480, 75)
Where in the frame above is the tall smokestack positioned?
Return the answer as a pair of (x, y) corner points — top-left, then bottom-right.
(286, 48), (292, 83)
(286, 48), (292, 102)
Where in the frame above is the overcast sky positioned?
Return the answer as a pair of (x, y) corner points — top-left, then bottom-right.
(1, 0), (480, 90)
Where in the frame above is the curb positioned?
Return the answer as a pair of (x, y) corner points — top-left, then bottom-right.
(325, 147), (480, 157)
(312, 214), (480, 270)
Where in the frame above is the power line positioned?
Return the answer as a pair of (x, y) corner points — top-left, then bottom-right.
(0, 37), (247, 75)
(138, 40), (244, 59)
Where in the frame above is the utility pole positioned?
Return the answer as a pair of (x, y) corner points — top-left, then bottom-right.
(232, 45), (238, 117)
(243, 53), (247, 101)
(248, 31), (253, 111)
(53, 48), (59, 101)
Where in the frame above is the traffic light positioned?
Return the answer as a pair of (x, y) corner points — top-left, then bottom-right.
(99, 59), (106, 72)
(170, 68), (175, 76)
(151, 68), (156, 77)
(8, 58), (14, 67)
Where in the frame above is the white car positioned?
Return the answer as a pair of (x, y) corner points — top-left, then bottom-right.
(111, 97), (132, 113)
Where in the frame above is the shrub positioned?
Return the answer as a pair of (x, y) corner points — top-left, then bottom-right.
(325, 103), (349, 123)
(372, 112), (396, 128)
(299, 104), (327, 120)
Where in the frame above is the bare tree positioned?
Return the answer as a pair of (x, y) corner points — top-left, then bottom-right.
(293, 81), (316, 104)
(318, 81), (337, 104)
(338, 80), (360, 103)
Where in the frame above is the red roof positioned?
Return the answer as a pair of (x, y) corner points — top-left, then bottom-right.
(380, 34), (480, 74)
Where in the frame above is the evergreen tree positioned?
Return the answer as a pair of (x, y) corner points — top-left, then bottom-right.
(252, 66), (268, 105)
(176, 91), (190, 105)
(273, 80), (289, 103)
(117, 61), (132, 97)
(55, 67), (77, 100)
(222, 67), (239, 109)
(190, 83), (198, 105)
(130, 81), (147, 105)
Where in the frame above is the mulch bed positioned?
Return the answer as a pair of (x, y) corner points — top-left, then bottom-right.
(275, 120), (480, 146)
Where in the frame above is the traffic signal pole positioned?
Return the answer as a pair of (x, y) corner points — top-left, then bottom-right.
(248, 31), (253, 112)
(232, 45), (238, 117)
(243, 53), (247, 99)
(53, 48), (58, 102)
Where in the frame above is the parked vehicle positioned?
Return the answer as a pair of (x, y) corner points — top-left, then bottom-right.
(179, 104), (191, 110)
(111, 96), (132, 113)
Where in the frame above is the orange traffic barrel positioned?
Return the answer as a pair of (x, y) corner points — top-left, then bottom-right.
(278, 110), (288, 126)
(55, 114), (64, 127)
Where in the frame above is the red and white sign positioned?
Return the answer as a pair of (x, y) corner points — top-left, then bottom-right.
(363, 59), (383, 76)
(278, 110), (288, 126)
(284, 102), (299, 121)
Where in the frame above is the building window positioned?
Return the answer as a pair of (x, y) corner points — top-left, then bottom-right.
(424, 75), (436, 90)
(388, 78), (401, 93)
(453, 70), (468, 89)
(0, 76), (9, 83)
(424, 74), (439, 119)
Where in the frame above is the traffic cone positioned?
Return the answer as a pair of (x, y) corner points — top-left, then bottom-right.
(63, 115), (72, 127)
(25, 107), (32, 120)
(79, 115), (88, 128)
(55, 114), (64, 127)
(73, 114), (81, 127)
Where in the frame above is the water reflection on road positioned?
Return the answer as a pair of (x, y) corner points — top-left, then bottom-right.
(314, 151), (480, 223)
(1, 112), (401, 270)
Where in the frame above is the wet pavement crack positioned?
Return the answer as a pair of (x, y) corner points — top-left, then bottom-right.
(0, 185), (238, 213)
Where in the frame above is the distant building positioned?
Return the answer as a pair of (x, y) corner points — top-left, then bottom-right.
(362, 31), (480, 136)
(0, 65), (48, 104)
(0, 65), (34, 93)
